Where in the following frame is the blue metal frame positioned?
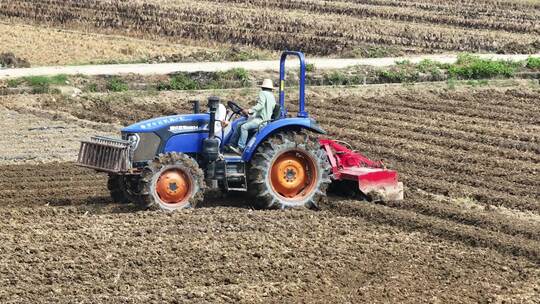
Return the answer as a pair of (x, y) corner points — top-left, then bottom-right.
(163, 132), (209, 153)
(279, 51), (308, 118)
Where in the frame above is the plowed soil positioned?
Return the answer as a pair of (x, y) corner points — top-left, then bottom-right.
(0, 83), (539, 303)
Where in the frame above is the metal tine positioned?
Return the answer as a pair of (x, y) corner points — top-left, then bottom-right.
(120, 148), (125, 171)
(119, 148), (123, 171)
(106, 146), (113, 170)
(126, 149), (131, 169)
(115, 147), (121, 171)
(113, 148), (120, 172)
(99, 145), (105, 167)
(99, 146), (106, 168)
(78, 142), (85, 163)
(95, 144), (100, 167)
(92, 145), (97, 167)
(89, 142), (96, 166)
(115, 148), (120, 170)
(123, 149), (130, 170)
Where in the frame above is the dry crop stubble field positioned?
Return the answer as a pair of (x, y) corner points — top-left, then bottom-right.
(0, 22), (211, 66)
(0, 83), (538, 302)
(1, 0), (539, 66)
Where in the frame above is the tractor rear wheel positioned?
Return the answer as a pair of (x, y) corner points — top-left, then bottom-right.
(107, 174), (131, 204)
(247, 131), (331, 209)
(138, 153), (205, 211)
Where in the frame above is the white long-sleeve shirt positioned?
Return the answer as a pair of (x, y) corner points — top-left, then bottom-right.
(214, 103), (227, 137)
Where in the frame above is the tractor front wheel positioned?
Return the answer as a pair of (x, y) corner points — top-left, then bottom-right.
(248, 131), (331, 209)
(138, 153), (205, 211)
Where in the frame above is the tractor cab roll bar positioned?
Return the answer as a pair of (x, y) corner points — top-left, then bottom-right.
(279, 51), (308, 119)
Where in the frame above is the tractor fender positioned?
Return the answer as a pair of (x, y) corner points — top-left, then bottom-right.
(242, 118), (326, 161)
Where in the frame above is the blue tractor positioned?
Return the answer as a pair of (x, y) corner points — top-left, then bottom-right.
(77, 51), (403, 210)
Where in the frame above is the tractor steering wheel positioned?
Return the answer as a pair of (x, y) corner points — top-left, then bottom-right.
(227, 100), (247, 117)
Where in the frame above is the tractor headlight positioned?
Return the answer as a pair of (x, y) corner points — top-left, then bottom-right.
(127, 133), (140, 151)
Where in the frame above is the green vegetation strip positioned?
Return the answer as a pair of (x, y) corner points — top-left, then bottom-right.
(157, 68), (250, 91)
(2, 54), (539, 94)
(327, 54), (538, 86)
(7, 74), (68, 93)
(526, 57), (540, 69)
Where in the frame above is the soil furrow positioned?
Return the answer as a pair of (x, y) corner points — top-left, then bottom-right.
(324, 200), (540, 263)
(380, 191), (540, 241)
(313, 100), (540, 153)
(309, 96), (539, 144)
(322, 123), (540, 190)
(313, 106), (540, 161)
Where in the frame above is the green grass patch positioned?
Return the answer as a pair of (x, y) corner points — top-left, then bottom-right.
(324, 71), (361, 86)
(447, 54), (518, 79)
(106, 77), (129, 92)
(23, 74), (68, 86)
(16, 74), (69, 93)
(170, 73), (199, 90)
(378, 61), (419, 83)
(374, 54), (527, 85)
(378, 69), (417, 83)
(84, 83), (98, 93)
(217, 68), (250, 87)
(158, 73), (199, 91)
(158, 68), (252, 91)
(417, 59), (442, 77)
(7, 78), (23, 88)
(525, 57), (540, 69)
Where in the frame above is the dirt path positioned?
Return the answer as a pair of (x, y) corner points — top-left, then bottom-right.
(1, 54), (538, 79)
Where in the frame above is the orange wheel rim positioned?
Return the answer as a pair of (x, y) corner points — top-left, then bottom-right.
(155, 169), (191, 205)
(270, 150), (317, 200)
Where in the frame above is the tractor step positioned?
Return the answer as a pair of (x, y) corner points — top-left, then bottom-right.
(223, 153), (243, 161)
(224, 160), (247, 192)
(226, 187), (248, 192)
(226, 173), (246, 177)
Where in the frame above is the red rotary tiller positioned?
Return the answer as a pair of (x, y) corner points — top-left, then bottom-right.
(320, 139), (403, 201)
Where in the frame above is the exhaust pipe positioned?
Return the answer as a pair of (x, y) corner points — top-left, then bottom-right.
(204, 96), (220, 188)
(207, 96), (219, 138)
(191, 100), (200, 114)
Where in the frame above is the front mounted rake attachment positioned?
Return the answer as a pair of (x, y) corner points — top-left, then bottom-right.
(320, 139), (404, 202)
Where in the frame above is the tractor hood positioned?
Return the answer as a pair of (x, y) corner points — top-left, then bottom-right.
(122, 113), (210, 133)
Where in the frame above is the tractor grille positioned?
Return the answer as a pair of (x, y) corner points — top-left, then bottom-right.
(77, 136), (131, 173)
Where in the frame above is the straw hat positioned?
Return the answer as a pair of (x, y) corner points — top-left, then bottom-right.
(261, 78), (274, 90)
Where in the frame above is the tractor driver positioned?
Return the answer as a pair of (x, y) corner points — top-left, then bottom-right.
(227, 78), (276, 155)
